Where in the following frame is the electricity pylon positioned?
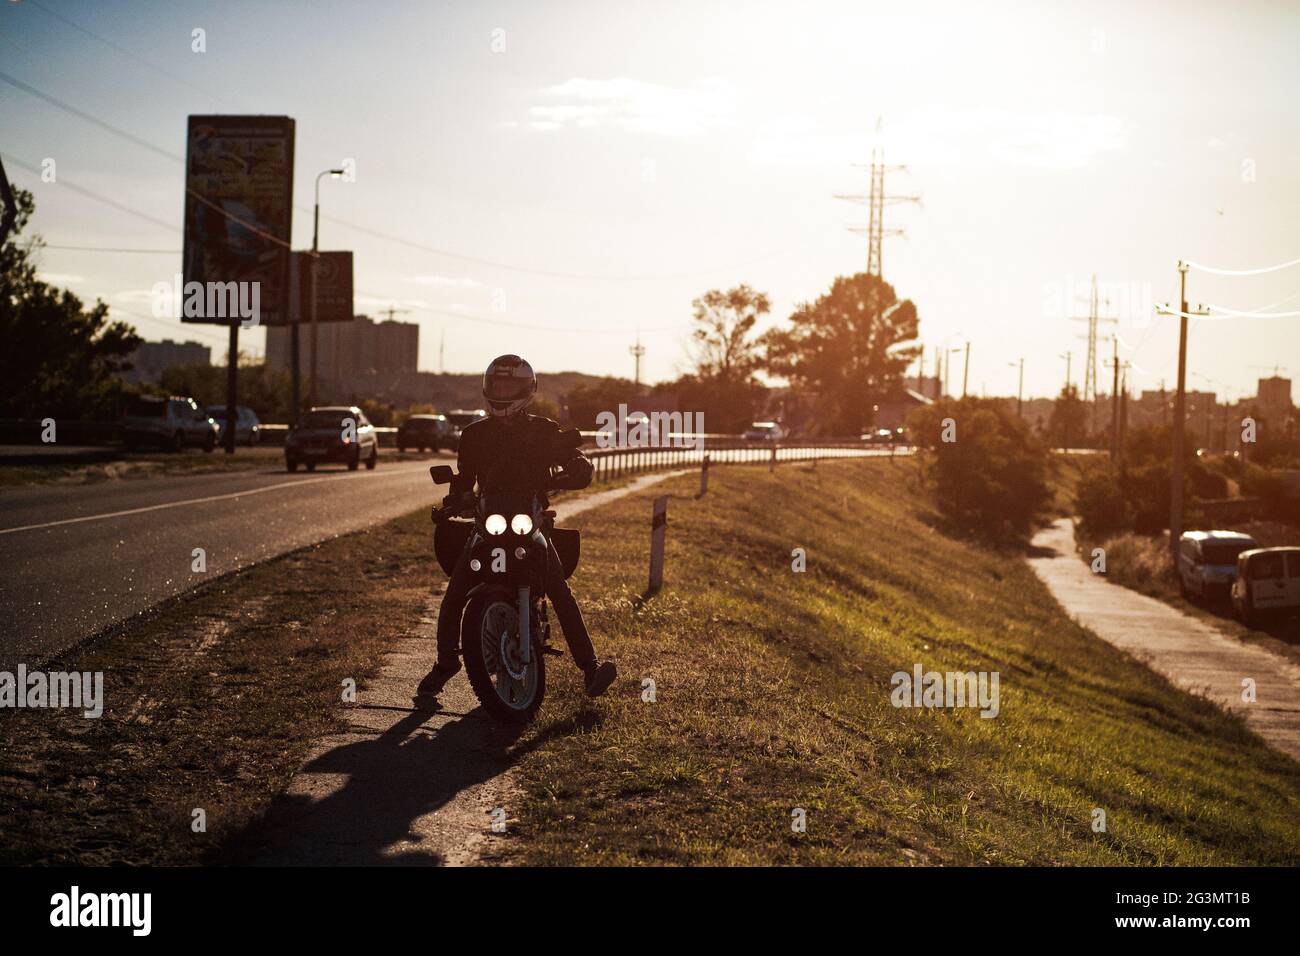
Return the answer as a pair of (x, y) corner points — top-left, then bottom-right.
(834, 117), (920, 277)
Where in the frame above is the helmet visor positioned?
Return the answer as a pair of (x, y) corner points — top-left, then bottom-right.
(484, 375), (533, 402)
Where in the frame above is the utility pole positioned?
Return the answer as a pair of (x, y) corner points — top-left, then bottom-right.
(834, 117), (919, 277)
(1162, 261), (1210, 559)
(962, 342), (971, 398)
(439, 328), (445, 375)
(629, 333), (645, 391)
(1119, 366), (1129, 474)
(1060, 351), (1072, 394)
(1009, 358), (1024, 416)
(1109, 335), (1121, 461)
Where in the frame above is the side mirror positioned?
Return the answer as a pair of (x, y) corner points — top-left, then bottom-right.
(430, 464), (456, 485)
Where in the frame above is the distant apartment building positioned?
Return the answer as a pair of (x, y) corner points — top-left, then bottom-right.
(1256, 375), (1294, 419)
(266, 314), (419, 396)
(123, 339), (211, 383)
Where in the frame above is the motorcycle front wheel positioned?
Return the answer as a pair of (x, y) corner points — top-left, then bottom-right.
(462, 594), (545, 724)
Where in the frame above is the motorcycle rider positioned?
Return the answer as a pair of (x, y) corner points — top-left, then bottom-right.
(416, 354), (618, 702)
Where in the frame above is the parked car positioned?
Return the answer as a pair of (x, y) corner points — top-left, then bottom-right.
(1232, 547), (1300, 626)
(123, 395), (217, 452)
(743, 421), (786, 442)
(445, 409), (487, 429)
(285, 406), (378, 472)
(205, 405), (261, 446)
(1176, 530), (1258, 601)
(397, 414), (459, 453)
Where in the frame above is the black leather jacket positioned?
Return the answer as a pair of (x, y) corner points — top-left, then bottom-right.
(448, 414), (593, 500)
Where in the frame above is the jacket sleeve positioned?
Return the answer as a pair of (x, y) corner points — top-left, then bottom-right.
(548, 425), (593, 490)
(450, 430), (478, 495)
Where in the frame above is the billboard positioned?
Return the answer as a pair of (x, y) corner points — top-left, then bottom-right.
(182, 115), (295, 326)
(291, 251), (355, 325)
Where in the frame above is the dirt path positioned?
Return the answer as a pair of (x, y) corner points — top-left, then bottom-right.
(1029, 518), (1300, 762)
(255, 472), (685, 865)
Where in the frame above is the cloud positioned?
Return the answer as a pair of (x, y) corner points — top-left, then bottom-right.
(526, 77), (735, 136)
(38, 271), (85, 285)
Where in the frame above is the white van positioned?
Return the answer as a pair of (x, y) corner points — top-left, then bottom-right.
(1176, 530), (1257, 601)
(1231, 547), (1300, 626)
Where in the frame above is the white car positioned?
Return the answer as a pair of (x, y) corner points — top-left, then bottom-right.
(743, 422), (786, 442)
(1232, 547), (1300, 626)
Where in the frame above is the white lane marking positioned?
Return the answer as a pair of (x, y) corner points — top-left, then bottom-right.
(0, 465), (433, 536)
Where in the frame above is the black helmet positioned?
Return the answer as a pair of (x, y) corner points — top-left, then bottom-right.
(483, 354), (537, 418)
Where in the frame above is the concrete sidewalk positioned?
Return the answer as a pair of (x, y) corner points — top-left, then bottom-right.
(254, 471), (686, 865)
(1028, 518), (1300, 762)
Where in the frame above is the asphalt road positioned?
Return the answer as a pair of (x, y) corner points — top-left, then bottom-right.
(0, 456), (453, 669)
(0, 444), (906, 670)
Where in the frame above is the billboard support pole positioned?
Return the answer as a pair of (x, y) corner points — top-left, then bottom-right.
(289, 254), (300, 426)
(224, 323), (238, 453)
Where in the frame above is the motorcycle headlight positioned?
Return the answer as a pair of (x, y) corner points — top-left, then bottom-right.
(485, 513), (508, 535)
(511, 514), (533, 535)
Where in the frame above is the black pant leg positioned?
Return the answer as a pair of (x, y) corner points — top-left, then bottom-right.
(544, 540), (597, 669)
(435, 545), (474, 664)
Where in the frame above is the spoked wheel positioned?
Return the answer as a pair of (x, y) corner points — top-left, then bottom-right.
(462, 595), (544, 724)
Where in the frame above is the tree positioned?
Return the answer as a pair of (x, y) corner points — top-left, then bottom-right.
(561, 376), (637, 429)
(158, 356), (296, 421)
(1046, 384), (1087, 450)
(678, 284), (770, 433)
(907, 397), (1051, 541)
(0, 188), (142, 420)
(763, 272), (919, 435)
(689, 284), (768, 381)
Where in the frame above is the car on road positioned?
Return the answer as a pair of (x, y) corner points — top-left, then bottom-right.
(285, 406), (378, 472)
(743, 421), (786, 442)
(396, 414), (459, 453)
(205, 405), (261, 446)
(445, 409), (487, 429)
(861, 428), (898, 445)
(1231, 547), (1300, 625)
(123, 395), (217, 452)
(1176, 530), (1258, 601)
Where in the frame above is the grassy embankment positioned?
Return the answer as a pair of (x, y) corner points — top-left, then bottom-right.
(2, 457), (1297, 864)
(505, 456), (1300, 864)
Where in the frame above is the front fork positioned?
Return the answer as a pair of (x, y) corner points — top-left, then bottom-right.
(517, 585), (531, 666)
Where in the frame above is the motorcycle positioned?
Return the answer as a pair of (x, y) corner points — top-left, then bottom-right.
(428, 463), (581, 724)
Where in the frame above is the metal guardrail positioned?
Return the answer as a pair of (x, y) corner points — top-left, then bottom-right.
(585, 441), (911, 484)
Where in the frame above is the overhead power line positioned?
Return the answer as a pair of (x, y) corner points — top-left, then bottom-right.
(3, 67), (786, 282)
(1184, 256), (1300, 277)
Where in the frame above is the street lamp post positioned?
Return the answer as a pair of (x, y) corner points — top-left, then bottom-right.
(309, 168), (345, 408)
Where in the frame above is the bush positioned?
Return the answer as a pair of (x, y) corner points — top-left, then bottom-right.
(1075, 462), (1129, 537)
(907, 398), (1051, 541)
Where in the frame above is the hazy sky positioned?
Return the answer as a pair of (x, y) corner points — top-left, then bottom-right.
(4, 0), (1298, 402)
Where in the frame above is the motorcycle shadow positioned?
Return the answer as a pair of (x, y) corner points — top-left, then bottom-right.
(234, 706), (523, 865)
(232, 695), (604, 865)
